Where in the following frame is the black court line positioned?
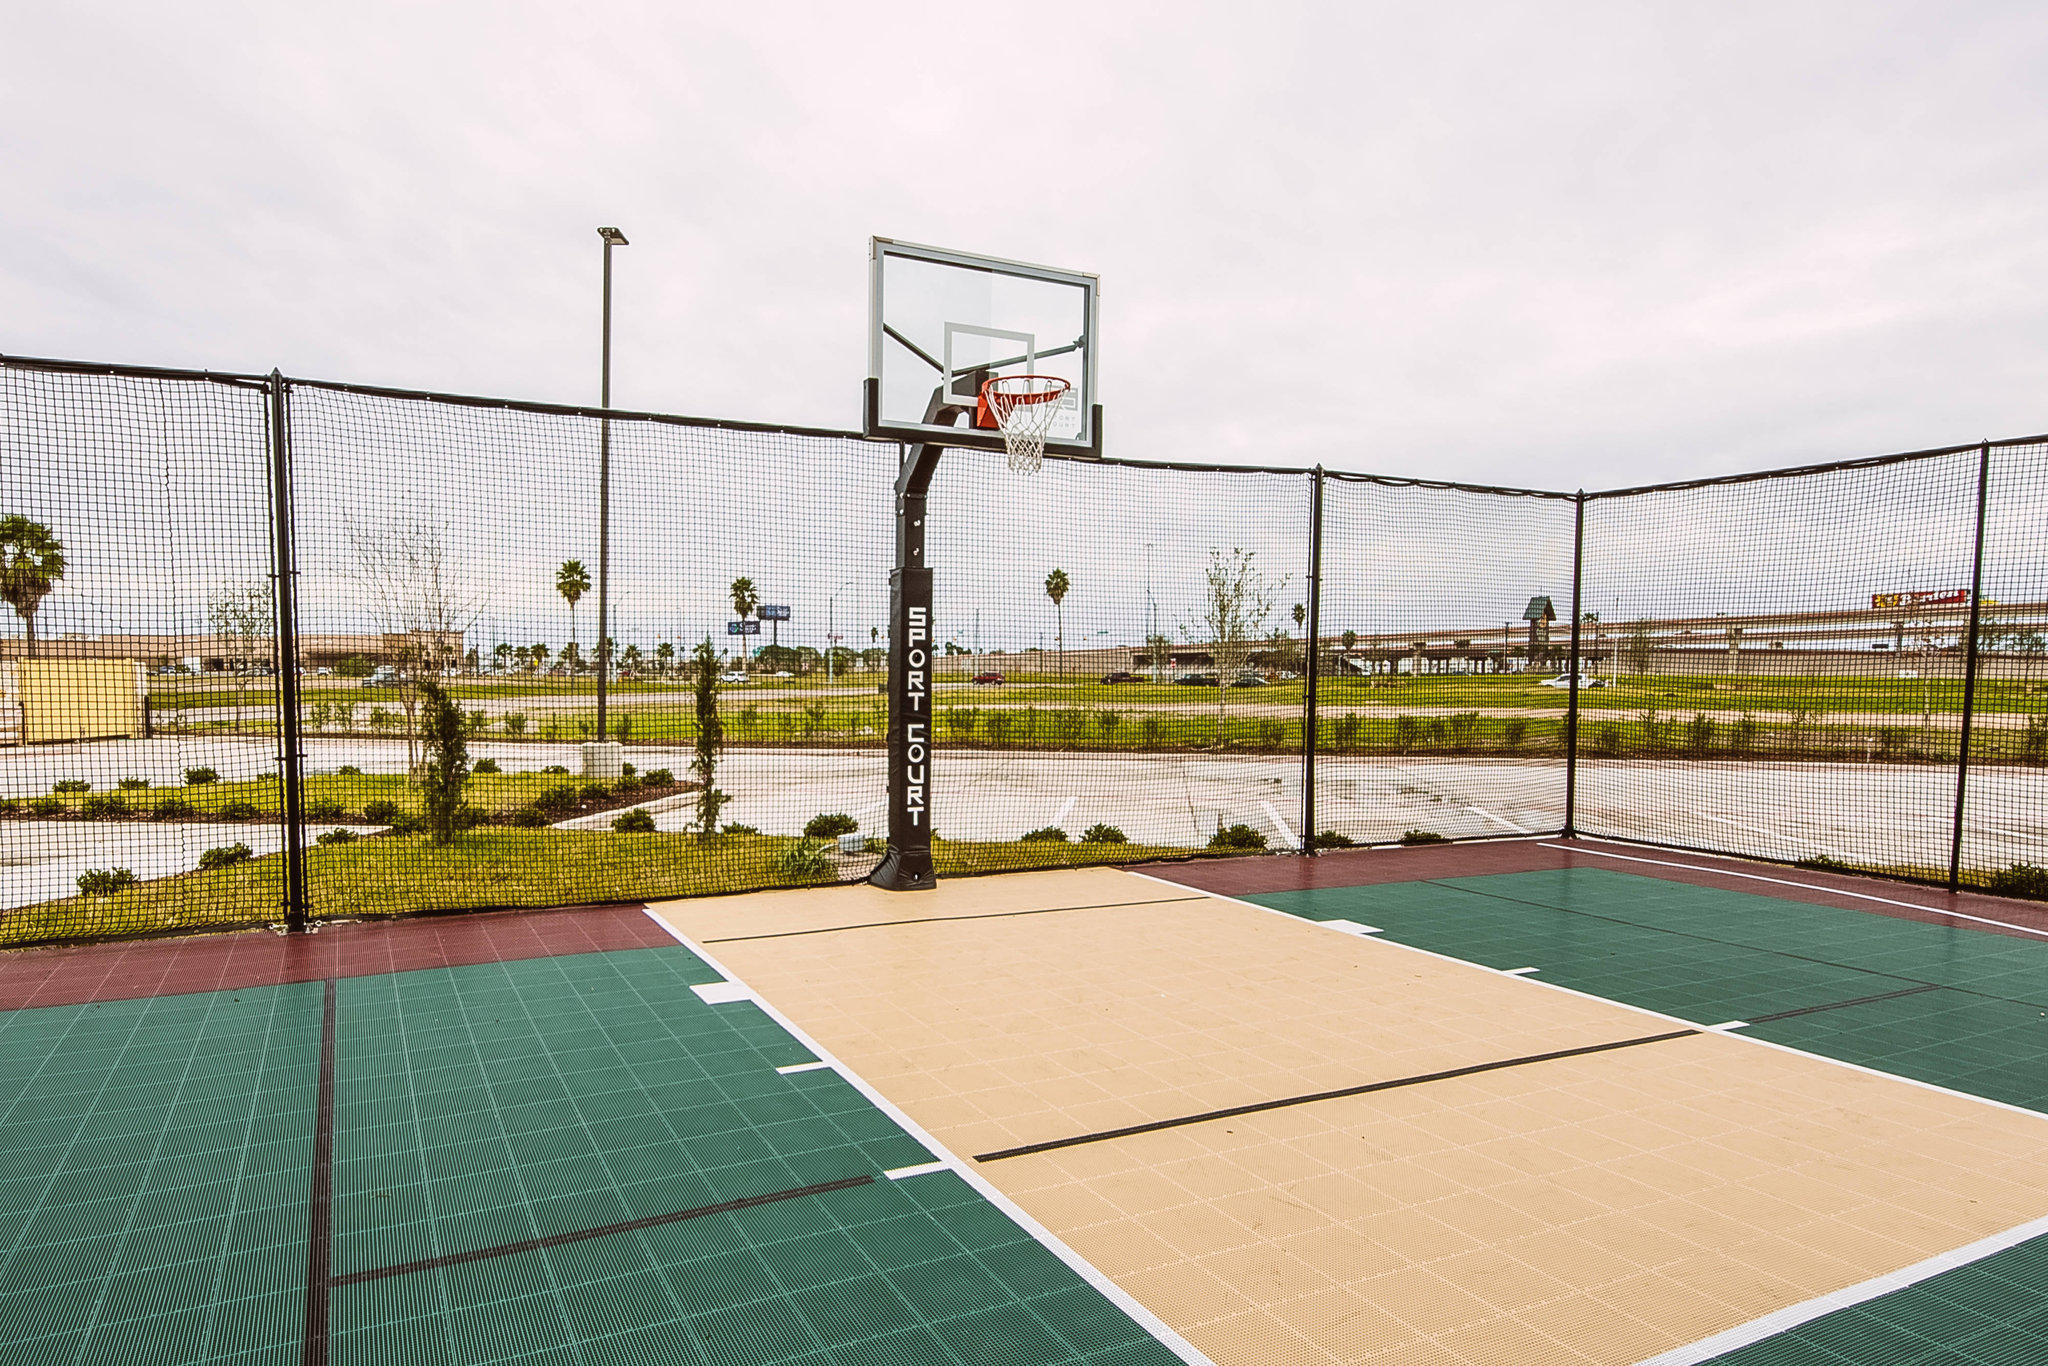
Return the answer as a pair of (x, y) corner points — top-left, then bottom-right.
(1415, 878), (2048, 1013)
(330, 1174), (877, 1286)
(702, 894), (1210, 944)
(303, 979), (336, 1366)
(974, 1028), (1699, 1163)
(1743, 983), (1945, 1025)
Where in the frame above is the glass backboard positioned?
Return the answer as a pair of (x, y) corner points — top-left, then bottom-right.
(865, 238), (1100, 457)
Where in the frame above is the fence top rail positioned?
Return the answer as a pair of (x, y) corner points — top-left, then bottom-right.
(0, 351), (271, 391)
(1322, 467), (1579, 501)
(1584, 433), (2048, 500)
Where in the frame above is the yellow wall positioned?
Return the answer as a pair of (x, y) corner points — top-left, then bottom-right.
(12, 659), (147, 743)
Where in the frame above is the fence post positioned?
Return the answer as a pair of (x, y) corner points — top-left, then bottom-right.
(267, 371), (308, 930)
(1948, 440), (1993, 891)
(1301, 466), (1325, 856)
(1562, 491), (1586, 838)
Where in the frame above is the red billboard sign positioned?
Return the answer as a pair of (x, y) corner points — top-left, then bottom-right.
(1872, 589), (1970, 610)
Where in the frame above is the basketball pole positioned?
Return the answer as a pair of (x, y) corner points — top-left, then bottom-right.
(869, 396), (959, 890)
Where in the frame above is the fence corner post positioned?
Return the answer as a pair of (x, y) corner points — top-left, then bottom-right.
(1949, 440), (1993, 892)
(267, 370), (308, 931)
(1301, 465), (1325, 857)
(1562, 490), (1586, 839)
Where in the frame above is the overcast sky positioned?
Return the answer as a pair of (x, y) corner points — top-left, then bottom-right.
(4, 1), (2046, 490)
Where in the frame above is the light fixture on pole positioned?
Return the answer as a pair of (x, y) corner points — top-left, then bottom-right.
(595, 226), (629, 744)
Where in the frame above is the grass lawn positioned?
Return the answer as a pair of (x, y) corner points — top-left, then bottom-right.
(8, 770), (671, 822)
(0, 830), (1195, 947)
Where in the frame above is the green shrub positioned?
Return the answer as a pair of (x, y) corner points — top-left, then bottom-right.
(1313, 830), (1358, 848)
(541, 764), (569, 775)
(152, 796), (195, 820)
(77, 868), (137, 897)
(453, 804), (485, 830)
(772, 841), (833, 880)
(197, 842), (253, 870)
(335, 654), (373, 678)
(1258, 720), (1286, 749)
(509, 806), (549, 828)
(1730, 713), (1758, 755)
(720, 823), (761, 836)
(1592, 722), (1621, 757)
(1447, 712), (1480, 752)
(316, 828), (358, 845)
(1636, 709), (1663, 754)
(54, 779), (90, 793)
(1399, 829), (1449, 845)
(615, 714), (633, 743)
(612, 809), (657, 833)
(621, 763), (636, 777)
(0, 799), (19, 815)
(1502, 719), (1529, 752)
(1208, 823), (1267, 851)
(1876, 726), (1909, 760)
(1079, 823), (1127, 845)
(29, 797), (64, 817)
(1394, 717), (1419, 752)
(1332, 714), (1362, 748)
(1796, 854), (1857, 874)
(184, 767), (220, 786)
(1098, 711), (1122, 744)
(643, 769), (674, 786)
(1426, 718), (1448, 748)
(1055, 708), (1087, 743)
(533, 784), (580, 815)
(502, 713), (528, 737)
(614, 775), (644, 795)
(473, 758), (501, 774)
(2022, 716), (2048, 764)
(578, 783), (611, 802)
(337, 764), (363, 775)
(362, 799), (403, 824)
(81, 796), (128, 820)
(117, 777), (150, 790)
(805, 812), (858, 839)
(1686, 713), (1716, 758)
(1021, 826), (1069, 843)
(1139, 715), (1163, 747)
(386, 812), (420, 835)
(307, 799), (346, 821)
(1984, 864), (2048, 900)
(218, 800), (259, 820)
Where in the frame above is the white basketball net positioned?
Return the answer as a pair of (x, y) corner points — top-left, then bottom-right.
(982, 376), (1071, 474)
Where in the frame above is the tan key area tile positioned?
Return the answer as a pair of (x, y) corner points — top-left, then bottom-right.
(650, 871), (2048, 1365)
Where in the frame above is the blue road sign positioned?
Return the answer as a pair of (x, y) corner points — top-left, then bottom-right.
(727, 620), (761, 635)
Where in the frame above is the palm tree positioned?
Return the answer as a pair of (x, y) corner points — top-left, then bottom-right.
(493, 642), (513, 673)
(557, 560), (590, 652)
(655, 641), (675, 676)
(1044, 568), (1070, 679)
(530, 642), (551, 674)
(730, 577), (759, 669)
(0, 516), (67, 659)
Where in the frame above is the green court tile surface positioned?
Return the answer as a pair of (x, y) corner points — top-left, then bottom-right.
(1248, 867), (2048, 1112)
(1697, 1230), (2048, 1365)
(0, 944), (1184, 1366)
(0, 982), (320, 1366)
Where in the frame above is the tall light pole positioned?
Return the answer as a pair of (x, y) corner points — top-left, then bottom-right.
(1145, 542), (1160, 681)
(825, 579), (855, 682)
(595, 226), (628, 744)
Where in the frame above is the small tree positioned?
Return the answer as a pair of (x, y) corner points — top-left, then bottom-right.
(414, 678), (470, 845)
(0, 515), (66, 658)
(1625, 621), (1654, 675)
(655, 641), (675, 675)
(557, 560), (590, 651)
(1341, 629), (1358, 651)
(1044, 569), (1070, 679)
(1195, 547), (1283, 741)
(207, 581), (275, 736)
(691, 638), (728, 838)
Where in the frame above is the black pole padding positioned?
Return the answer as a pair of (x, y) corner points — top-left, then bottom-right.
(1562, 491), (1586, 839)
(267, 372), (309, 931)
(1300, 466), (1325, 856)
(870, 426), (952, 891)
(1948, 441), (1993, 892)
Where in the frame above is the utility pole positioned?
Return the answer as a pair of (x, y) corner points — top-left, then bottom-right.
(595, 225), (628, 743)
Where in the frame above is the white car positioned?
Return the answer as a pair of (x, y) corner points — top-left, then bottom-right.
(1539, 673), (1606, 689)
(720, 671), (748, 684)
(769, 670), (795, 678)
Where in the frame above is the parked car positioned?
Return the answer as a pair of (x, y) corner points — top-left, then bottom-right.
(1539, 673), (1607, 689)
(1100, 670), (1141, 684)
(360, 667), (401, 687)
(720, 671), (748, 684)
(1228, 672), (1267, 688)
(971, 671), (1005, 685)
(769, 670), (795, 678)
(1174, 673), (1219, 687)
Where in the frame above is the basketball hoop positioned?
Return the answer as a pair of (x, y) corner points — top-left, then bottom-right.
(979, 375), (1071, 474)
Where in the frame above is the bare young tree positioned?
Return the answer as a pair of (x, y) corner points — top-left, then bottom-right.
(341, 514), (484, 768)
(1193, 547), (1284, 744)
(206, 581), (274, 736)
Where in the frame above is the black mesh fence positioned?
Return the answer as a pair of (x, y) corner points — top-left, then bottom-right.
(1314, 475), (1579, 847)
(0, 362), (282, 945)
(1578, 451), (1984, 879)
(929, 450), (1313, 865)
(1962, 442), (2048, 895)
(3, 349), (2044, 946)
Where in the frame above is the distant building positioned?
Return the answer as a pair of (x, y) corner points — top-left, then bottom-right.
(0, 630), (463, 672)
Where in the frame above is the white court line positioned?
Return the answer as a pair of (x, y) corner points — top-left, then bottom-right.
(1051, 795), (1077, 829)
(1629, 1209), (2048, 1366)
(1320, 919), (1383, 935)
(1546, 843), (2048, 941)
(883, 1161), (949, 1181)
(690, 980), (752, 1005)
(1464, 804), (1531, 834)
(1260, 800), (1300, 849)
(641, 907), (1217, 1366)
(1503, 966), (1540, 976)
(775, 1061), (832, 1075)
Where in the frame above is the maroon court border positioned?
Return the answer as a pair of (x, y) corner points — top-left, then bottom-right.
(1138, 837), (2048, 941)
(0, 903), (670, 1011)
